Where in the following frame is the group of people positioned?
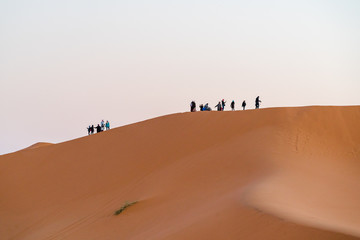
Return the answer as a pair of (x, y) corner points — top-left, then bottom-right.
(190, 96), (262, 112)
(86, 97), (262, 135)
(87, 120), (110, 135)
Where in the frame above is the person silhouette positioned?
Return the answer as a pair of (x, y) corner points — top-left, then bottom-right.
(203, 103), (211, 111)
(255, 96), (261, 109)
(190, 101), (196, 112)
(230, 100), (235, 111)
(215, 101), (222, 111)
(96, 124), (102, 133)
(242, 100), (246, 110)
(221, 99), (226, 111)
(101, 120), (105, 131)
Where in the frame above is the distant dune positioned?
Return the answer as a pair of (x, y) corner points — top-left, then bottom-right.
(26, 142), (54, 150)
(1, 106), (359, 240)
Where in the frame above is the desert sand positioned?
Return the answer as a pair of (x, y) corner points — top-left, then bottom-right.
(1, 106), (359, 240)
(26, 142), (54, 150)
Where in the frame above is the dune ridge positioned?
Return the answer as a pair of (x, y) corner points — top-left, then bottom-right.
(0, 106), (359, 240)
(26, 142), (54, 150)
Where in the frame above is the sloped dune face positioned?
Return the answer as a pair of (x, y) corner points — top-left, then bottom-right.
(246, 106), (360, 237)
(0, 106), (359, 240)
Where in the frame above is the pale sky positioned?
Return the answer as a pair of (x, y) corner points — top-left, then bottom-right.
(1, 0), (359, 154)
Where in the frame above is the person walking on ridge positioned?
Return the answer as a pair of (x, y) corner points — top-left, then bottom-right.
(215, 101), (222, 111)
(230, 100), (235, 111)
(255, 96), (261, 109)
(87, 125), (91, 135)
(105, 120), (110, 130)
(221, 99), (226, 111)
(242, 100), (246, 110)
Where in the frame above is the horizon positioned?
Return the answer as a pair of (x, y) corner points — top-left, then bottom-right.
(1, 0), (360, 154)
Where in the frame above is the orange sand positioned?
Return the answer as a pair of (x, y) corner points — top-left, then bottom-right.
(26, 142), (54, 150)
(1, 106), (359, 240)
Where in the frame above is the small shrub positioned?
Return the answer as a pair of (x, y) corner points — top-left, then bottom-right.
(114, 201), (138, 215)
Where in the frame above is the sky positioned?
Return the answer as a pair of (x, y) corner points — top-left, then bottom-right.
(1, 0), (359, 154)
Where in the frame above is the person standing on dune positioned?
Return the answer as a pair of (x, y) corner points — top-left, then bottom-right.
(190, 101), (196, 112)
(221, 99), (226, 111)
(242, 100), (246, 110)
(231, 100), (235, 111)
(96, 124), (102, 133)
(105, 120), (110, 130)
(101, 120), (105, 131)
(215, 101), (222, 111)
(255, 96), (261, 109)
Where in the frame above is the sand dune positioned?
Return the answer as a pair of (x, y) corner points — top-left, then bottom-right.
(26, 142), (54, 150)
(1, 106), (359, 240)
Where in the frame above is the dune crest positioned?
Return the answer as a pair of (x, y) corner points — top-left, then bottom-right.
(26, 142), (54, 150)
(0, 106), (359, 240)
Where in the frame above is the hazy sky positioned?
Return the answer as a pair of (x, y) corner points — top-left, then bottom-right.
(1, 0), (359, 154)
